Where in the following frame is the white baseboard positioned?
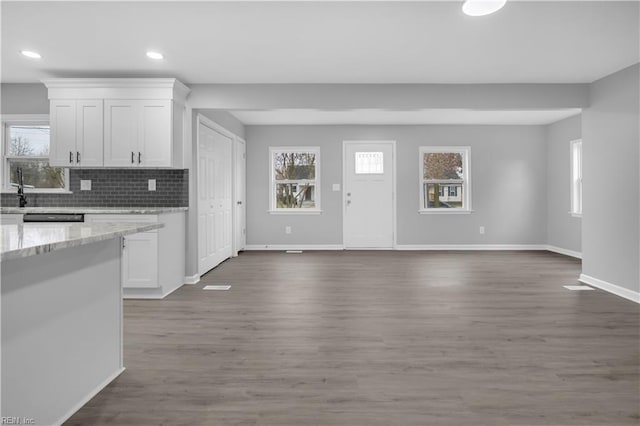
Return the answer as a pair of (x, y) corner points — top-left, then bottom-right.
(54, 367), (125, 426)
(184, 274), (200, 285)
(396, 244), (548, 251)
(579, 274), (640, 304)
(245, 244), (344, 251)
(244, 244), (582, 256)
(546, 245), (582, 259)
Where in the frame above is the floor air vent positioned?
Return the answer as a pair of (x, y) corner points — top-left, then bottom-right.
(563, 285), (595, 291)
(203, 285), (231, 290)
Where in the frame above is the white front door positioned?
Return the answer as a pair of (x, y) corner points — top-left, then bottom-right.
(343, 141), (395, 248)
(198, 121), (233, 275)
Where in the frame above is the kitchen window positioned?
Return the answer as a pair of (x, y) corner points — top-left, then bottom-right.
(419, 146), (471, 213)
(2, 116), (69, 193)
(269, 147), (321, 213)
(570, 139), (582, 217)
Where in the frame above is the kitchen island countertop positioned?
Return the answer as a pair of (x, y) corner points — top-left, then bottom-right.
(0, 221), (162, 261)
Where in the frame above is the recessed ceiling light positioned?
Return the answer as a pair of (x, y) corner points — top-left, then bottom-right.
(462, 0), (507, 17)
(146, 51), (164, 60)
(20, 50), (42, 59)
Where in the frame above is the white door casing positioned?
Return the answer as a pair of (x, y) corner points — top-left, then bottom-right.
(234, 137), (247, 256)
(343, 141), (396, 249)
(198, 118), (234, 275)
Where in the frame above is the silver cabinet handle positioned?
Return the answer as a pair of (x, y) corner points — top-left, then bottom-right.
(76, 151), (80, 163)
(138, 152), (141, 164)
(131, 152), (135, 164)
(69, 151), (74, 163)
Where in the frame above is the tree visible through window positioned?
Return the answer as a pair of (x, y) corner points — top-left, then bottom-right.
(270, 147), (320, 211)
(420, 147), (470, 211)
(3, 121), (66, 191)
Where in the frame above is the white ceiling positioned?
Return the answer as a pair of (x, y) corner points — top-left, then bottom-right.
(2, 1), (636, 126)
(229, 108), (582, 125)
(1, 1), (638, 84)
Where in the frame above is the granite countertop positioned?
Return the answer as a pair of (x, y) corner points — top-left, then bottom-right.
(1, 222), (163, 261)
(0, 207), (188, 214)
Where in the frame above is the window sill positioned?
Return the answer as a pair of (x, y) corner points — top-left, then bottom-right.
(569, 212), (582, 218)
(269, 209), (322, 215)
(419, 209), (474, 215)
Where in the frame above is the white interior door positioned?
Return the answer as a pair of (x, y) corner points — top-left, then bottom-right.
(343, 141), (395, 248)
(198, 121), (233, 275)
(234, 138), (246, 256)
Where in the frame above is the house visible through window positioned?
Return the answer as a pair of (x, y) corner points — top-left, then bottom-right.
(270, 147), (320, 212)
(419, 146), (471, 212)
(570, 139), (583, 216)
(2, 118), (67, 192)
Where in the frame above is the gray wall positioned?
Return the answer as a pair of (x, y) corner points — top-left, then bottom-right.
(546, 115), (582, 254)
(246, 125), (548, 247)
(1, 83), (49, 114)
(582, 63), (639, 293)
(197, 109), (246, 140)
(188, 83), (589, 110)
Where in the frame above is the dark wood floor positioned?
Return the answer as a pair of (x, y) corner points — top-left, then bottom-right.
(67, 251), (639, 426)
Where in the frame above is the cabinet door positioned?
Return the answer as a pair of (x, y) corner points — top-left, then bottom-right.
(104, 100), (138, 167)
(138, 100), (172, 167)
(76, 100), (103, 167)
(122, 232), (159, 288)
(49, 100), (77, 167)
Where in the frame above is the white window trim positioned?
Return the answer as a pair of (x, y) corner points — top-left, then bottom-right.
(1, 114), (71, 194)
(269, 146), (321, 214)
(419, 146), (472, 214)
(569, 139), (583, 218)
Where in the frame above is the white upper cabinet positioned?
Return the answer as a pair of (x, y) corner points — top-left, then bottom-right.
(49, 99), (103, 167)
(44, 78), (189, 169)
(104, 100), (172, 167)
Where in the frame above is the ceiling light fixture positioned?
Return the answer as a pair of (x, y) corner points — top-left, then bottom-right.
(146, 51), (164, 60)
(462, 0), (507, 16)
(20, 50), (42, 59)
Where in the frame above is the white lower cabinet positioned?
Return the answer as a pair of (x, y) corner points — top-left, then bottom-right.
(85, 212), (185, 298)
(122, 231), (159, 288)
(1, 214), (23, 225)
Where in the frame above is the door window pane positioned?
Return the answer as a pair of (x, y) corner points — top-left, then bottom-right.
(355, 152), (384, 174)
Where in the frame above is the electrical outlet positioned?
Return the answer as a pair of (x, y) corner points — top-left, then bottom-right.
(332, 183), (341, 191)
(148, 179), (156, 191)
(285, 226), (292, 234)
(80, 180), (91, 191)
(479, 226), (485, 235)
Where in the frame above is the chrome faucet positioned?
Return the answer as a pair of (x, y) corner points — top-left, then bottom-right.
(16, 167), (28, 208)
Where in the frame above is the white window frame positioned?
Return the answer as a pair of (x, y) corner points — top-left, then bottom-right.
(570, 139), (583, 217)
(269, 146), (321, 214)
(1, 114), (70, 194)
(419, 146), (472, 214)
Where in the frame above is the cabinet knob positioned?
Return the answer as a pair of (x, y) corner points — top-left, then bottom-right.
(69, 151), (74, 164)
(138, 152), (142, 164)
(76, 151), (80, 163)
(131, 152), (135, 164)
